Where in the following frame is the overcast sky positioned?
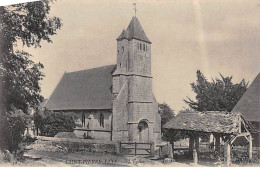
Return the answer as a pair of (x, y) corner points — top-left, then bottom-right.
(20, 0), (260, 112)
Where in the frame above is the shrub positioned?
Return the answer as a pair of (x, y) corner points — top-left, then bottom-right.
(0, 110), (27, 153)
(35, 110), (75, 137)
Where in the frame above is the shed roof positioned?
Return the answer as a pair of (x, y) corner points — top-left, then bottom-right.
(117, 17), (151, 43)
(44, 65), (116, 111)
(164, 111), (245, 134)
(232, 72), (260, 122)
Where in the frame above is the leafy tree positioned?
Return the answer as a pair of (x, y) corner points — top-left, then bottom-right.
(0, 0), (62, 113)
(185, 70), (248, 112)
(0, 0), (61, 151)
(35, 110), (75, 137)
(159, 103), (175, 141)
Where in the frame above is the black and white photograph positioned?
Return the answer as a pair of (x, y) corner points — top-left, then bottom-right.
(0, 0), (259, 167)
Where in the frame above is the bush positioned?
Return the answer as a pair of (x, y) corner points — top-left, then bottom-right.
(0, 110), (27, 153)
(35, 110), (75, 137)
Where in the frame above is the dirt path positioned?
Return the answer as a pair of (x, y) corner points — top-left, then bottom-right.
(24, 149), (191, 167)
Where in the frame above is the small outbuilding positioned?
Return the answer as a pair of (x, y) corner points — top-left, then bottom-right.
(164, 111), (256, 166)
(232, 72), (260, 146)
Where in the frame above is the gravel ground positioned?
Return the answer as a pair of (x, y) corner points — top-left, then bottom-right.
(23, 149), (191, 167)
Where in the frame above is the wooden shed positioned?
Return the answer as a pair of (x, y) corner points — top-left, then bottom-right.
(164, 111), (256, 166)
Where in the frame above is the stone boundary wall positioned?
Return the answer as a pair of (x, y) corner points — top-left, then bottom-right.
(35, 136), (119, 154)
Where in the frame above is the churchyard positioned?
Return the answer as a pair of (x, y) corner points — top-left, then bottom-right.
(1, 134), (259, 167)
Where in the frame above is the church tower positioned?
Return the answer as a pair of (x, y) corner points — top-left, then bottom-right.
(112, 17), (161, 142)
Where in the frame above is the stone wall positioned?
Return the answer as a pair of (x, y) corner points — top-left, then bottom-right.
(74, 130), (111, 140)
(112, 80), (129, 141)
(34, 136), (118, 154)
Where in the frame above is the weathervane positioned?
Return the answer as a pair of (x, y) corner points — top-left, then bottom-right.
(133, 3), (137, 17)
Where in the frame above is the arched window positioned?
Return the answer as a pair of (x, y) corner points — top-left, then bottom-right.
(143, 44), (145, 51)
(140, 44), (142, 50)
(100, 113), (104, 128)
(146, 45), (148, 51)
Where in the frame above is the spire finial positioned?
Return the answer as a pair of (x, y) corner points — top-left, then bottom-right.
(133, 3), (137, 17)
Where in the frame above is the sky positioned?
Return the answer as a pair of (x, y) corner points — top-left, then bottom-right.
(18, 0), (260, 113)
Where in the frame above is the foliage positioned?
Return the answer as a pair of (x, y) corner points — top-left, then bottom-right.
(0, 0), (62, 113)
(185, 70), (248, 112)
(0, 0), (61, 152)
(35, 110), (75, 137)
(159, 103), (175, 141)
(0, 108), (27, 152)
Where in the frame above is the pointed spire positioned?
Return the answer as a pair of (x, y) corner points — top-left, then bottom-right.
(117, 17), (151, 43)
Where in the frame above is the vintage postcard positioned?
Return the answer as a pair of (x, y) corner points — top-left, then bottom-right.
(0, 0), (259, 167)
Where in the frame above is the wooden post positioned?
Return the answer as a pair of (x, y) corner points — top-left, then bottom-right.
(225, 142), (231, 166)
(189, 135), (194, 156)
(134, 142), (137, 156)
(150, 142), (155, 157)
(170, 140), (174, 158)
(248, 134), (253, 160)
(193, 148), (198, 164)
(169, 129), (176, 159)
(193, 135), (199, 164)
(116, 141), (121, 155)
(168, 142), (173, 159)
(195, 135), (199, 154)
(214, 133), (221, 156)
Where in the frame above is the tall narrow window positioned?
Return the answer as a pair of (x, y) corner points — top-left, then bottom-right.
(143, 44), (145, 51)
(100, 113), (104, 128)
(140, 44), (142, 50)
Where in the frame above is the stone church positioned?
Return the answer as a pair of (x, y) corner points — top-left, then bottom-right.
(44, 16), (161, 143)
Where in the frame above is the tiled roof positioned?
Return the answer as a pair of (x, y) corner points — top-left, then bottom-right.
(164, 111), (244, 134)
(117, 17), (151, 43)
(44, 65), (116, 110)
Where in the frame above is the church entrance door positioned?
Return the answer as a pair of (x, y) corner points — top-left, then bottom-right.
(138, 121), (149, 143)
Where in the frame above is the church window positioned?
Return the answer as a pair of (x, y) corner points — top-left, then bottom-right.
(100, 113), (104, 128)
(82, 113), (85, 127)
(140, 44), (142, 50)
(143, 44), (145, 51)
(146, 45), (148, 51)
(122, 46), (124, 52)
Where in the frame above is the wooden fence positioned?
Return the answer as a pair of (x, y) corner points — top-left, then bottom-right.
(119, 142), (154, 157)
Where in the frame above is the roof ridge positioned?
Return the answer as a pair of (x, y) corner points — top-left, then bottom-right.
(66, 64), (116, 74)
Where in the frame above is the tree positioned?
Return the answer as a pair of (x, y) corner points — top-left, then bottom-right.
(0, 0), (62, 112)
(159, 103), (175, 141)
(185, 70), (248, 112)
(35, 110), (75, 137)
(0, 0), (62, 151)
